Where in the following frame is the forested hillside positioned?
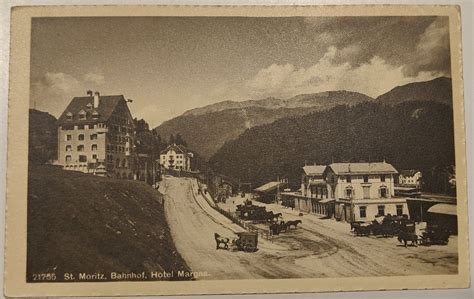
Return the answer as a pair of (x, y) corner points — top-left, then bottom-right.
(209, 101), (455, 194)
(29, 109), (58, 164)
(155, 91), (373, 159)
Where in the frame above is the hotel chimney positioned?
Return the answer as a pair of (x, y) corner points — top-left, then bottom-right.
(94, 91), (100, 108)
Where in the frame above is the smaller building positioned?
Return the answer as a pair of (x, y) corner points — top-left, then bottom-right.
(159, 143), (193, 171)
(254, 181), (286, 203)
(399, 170), (422, 188)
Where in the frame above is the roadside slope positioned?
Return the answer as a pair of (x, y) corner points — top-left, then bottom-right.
(27, 165), (191, 282)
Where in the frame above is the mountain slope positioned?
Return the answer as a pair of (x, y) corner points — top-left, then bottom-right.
(155, 91), (374, 159)
(376, 77), (452, 105)
(183, 91), (372, 116)
(27, 165), (191, 281)
(209, 101), (455, 194)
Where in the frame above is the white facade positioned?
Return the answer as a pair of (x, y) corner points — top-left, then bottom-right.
(159, 144), (192, 171)
(399, 170), (422, 188)
(325, 162), (408, 222)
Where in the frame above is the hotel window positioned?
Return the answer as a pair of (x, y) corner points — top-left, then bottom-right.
(92, 154), (97, 160)
(91, 144), (98, 151)
(65, 145), (72, 152)
(363, 175), (369, 183)
(396, 205), (403, 216)
(77, 145), (84, 152)
(346, 175), (351, 183)
(79, 155), (87, 162)
(345, 187), (353, 199)
(377, 205), (385, 216)
(380, 187), (388, 198)
(116, 158), (121, 168)
(66, 134), (72, 141)
(65, 155), (71, 162)
(381, 174), (386, 182)
(78, 134), (85, 141)
(90, 134), (98, 140)
(359, 206), (367, 218)
(79, 111), (86, 120)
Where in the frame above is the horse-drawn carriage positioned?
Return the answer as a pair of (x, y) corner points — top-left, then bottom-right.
(419, 224), (450, 245)
(351, 215), (413, 238)
(234, 232), (258, 252)
(214, 232), (258, 252)
(236, 201), (282, 223)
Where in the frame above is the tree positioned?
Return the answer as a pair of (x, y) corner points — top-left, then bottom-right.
(175, 133), (187, 147)
(169, 134), (175, 144)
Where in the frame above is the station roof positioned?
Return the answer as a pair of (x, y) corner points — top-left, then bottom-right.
(327, 162), (398, 175)
(303, 165), (327, 175)
(254, 181), (285, 193)
(427, 204), (457, 216)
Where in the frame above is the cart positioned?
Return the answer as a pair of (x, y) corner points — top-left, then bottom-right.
(234, 232), (258, 252)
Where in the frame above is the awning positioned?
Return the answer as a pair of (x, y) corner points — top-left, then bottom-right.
(427, 204), (457, 216)
(319, 198), (335, 204)
(254, 181), (285, 193)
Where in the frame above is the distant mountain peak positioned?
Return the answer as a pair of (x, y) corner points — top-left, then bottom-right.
(376, 76), (452, 106)
(182, 90), (374, 117)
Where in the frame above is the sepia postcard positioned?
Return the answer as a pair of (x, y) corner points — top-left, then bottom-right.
(4, 4), (469, 297)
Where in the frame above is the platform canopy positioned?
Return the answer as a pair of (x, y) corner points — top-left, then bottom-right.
(254, 181), (285, 193)
(427, 204), (457, 216)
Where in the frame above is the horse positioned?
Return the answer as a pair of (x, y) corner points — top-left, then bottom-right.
(286, 220), (302, 229)
(397, 231), (418, 247)
(214, 233), (230, 250)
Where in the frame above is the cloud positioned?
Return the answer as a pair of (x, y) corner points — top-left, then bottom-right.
(83, 72), (105, 85)
(31, 71), (105, 117)
(404, 17), (450, 76)
(244, 45), (444, 99)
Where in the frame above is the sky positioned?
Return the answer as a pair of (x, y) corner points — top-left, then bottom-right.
(30, 16), (451, 127)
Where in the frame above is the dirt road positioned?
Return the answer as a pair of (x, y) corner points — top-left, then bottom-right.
(161, 177), (458, 280)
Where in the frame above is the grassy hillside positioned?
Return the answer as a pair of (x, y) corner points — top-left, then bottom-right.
(27, 165), (191, 282)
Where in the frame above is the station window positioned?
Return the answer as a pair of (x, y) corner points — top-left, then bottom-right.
(79, 155), (87, 162)
(363, 175), (369, 183)
(90, 134), (98, 140)
(65, 155), (71, 162)
(346, 175), (351, 183)
(396, 205), (403, 216)
(381, 174), (386, 182)
(78, 134), (85, 141)
(77, 145), (84, 152)
(65, 145), (72, 152)
(66, 134), (72, 141)
(359, 206), (367, 218)
(92, 154), (97, 160)
(91, 144), (98, 151)
(377, 205), (385, 216)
